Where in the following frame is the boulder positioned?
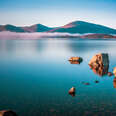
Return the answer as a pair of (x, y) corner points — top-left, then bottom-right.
(68, 87), (75, 97)
(113, 67), (116, 76)
(69, 57), (83, 64)
(0, 110), (17, 116)
(89, 53), (109, 76)
(113, 77), (116, 88)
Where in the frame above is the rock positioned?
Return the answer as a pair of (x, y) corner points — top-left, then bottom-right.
(82, 82), (90, 85)
(89, 53), (109, 66)
(113, 67), (116, 76)
(95, 80), (99, 83)
(69, 60), (80, 64)
(108, 72), (113, 77)
(84, 82), (90, 85)
(89, 53), (109, 76)
(68, 87), (75, 97)
(0, 110), (17, 116)
(69, 57), (83, 64)
(113, 77), (116, 88)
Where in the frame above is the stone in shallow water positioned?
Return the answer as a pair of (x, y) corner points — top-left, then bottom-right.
(82, 82), (90, 85)
(108, 72), (113, 77)
(84, 82), (90, 85)
(113, 67), (116, 76)
(113, 77), (116, 88)
(68, 57), (83, 64)
(0, 110), (17, 116)
(95, 80), (99, 83)
(89, 53), (109, 76)
(68, 87), (75, 97)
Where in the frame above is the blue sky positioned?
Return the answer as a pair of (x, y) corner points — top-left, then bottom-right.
(0, 0), (116, 29)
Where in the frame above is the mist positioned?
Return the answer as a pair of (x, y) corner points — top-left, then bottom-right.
(0, 31), (81, 39)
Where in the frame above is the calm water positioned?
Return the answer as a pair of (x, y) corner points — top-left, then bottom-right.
(0, 38), (116, 116)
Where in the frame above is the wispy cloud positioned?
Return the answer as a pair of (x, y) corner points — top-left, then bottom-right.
(0, 31), (115, 39)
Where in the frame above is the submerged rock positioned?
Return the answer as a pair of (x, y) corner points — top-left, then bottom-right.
(95, 80), (99, 83)
(89, 53), (109, 76)
(84, 82), (90, 85)
(113, 67), (116, 77)
(82, 82), (90, 85)
(0, 110), (17, 116)
(108, 72), (113, 77)
(69, 57), (83, 64)
(68, 87), (75, 97)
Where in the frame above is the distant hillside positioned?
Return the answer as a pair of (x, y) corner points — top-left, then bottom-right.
(22, 24), (53, 32)
(0, 24), (53, 32)
(80, 34), (116, 39)
(49, 21), (116, 34)
(0, 21), (116, 34)
(0, 24), (25, 32)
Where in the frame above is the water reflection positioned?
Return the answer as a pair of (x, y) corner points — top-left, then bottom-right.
(0, 39), (116, 116)
(89, 65), (109, 76)
(69, 92), (76, 97)
(69, 60), (81, 64)
(0, 39), (116, 59)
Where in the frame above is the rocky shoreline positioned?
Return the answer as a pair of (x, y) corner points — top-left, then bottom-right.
(68, 53), (116, 97)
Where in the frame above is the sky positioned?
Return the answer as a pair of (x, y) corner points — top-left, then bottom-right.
(0, 0), (116, 29)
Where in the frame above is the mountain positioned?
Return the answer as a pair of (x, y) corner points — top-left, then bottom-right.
(49, 21), (116, 34)
(0, 21), (116, 34)
(0, 24), (25, 32)
(22, 24), (53, 32)
(0, 24), (52, 32)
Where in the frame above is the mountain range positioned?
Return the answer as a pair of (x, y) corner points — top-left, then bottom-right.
(0, 21), (116, 34)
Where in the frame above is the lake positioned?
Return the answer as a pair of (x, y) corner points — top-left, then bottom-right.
(0, 38), (116, 116)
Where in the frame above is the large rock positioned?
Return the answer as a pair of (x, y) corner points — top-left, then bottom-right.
(113, 77), (116, 88)
(89, 53), (109, 76)
(113, 67), (116, 76)
(69, 57), (83, 64)
(0, 110), (17, 116)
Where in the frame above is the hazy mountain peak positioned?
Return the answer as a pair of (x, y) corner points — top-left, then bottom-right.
(0, 21), (116, 34)
(50, 20), (116, 34)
